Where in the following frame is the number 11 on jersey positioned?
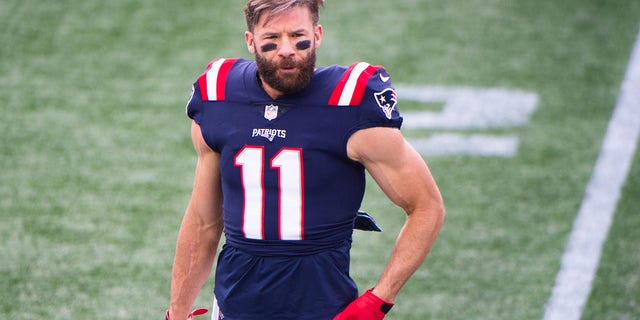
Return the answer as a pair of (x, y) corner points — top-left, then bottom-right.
(234, 146), (305, 240)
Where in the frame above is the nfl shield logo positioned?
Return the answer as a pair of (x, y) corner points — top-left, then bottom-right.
(264, 104), (278, 121)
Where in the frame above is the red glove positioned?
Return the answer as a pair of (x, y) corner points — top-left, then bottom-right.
(334, 289), (394, 320)
(165, 308), (208, 320)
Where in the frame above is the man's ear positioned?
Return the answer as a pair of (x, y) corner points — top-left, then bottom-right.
(314, 24), (323, 49)
(245, 31), (256, 54)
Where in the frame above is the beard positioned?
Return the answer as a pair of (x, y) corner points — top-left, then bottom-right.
(255, 48), (316, 95)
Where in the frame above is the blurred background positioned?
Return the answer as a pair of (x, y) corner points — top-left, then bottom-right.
(1, 0), (639, 319)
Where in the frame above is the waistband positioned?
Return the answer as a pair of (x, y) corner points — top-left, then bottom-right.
(223, 236), (353, 257)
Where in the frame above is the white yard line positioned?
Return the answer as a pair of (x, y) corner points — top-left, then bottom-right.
(543, 26), (640, 320)
(409, 134), (520, 157)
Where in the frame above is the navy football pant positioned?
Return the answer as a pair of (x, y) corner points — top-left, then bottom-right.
(213, 242), (358, 320)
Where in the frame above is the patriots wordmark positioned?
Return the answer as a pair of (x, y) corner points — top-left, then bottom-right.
(252, 128), (287, 142)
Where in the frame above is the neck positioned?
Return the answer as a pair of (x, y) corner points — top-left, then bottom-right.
(257, 73), (283, 99)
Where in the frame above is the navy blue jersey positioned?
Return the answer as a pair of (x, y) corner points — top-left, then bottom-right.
(187, 58), (402, 254)
(185, 58), (402, 318)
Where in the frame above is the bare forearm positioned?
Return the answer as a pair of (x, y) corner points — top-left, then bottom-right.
(373, 208), (444, 302)
(169, 214), (222, 319)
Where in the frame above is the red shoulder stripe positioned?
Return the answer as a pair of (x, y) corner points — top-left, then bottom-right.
(328, 63), (358, 106)
(328, 62), (380, 106)
(197, 58), (239, 101)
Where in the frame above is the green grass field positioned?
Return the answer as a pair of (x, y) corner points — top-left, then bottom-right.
(2, 0), (639, 319)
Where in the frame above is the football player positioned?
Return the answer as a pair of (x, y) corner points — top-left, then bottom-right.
(166, 1), (445, 319)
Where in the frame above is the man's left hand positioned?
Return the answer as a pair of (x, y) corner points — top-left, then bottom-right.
(165, 308), (208, 320)
(333, 289), (393, 320)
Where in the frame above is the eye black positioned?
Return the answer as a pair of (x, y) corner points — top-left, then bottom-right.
(296, 40), (311, 50)
(261, 43), (278, 52)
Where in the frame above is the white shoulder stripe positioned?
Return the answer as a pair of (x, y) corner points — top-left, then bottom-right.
(338, 62), (371, 106)
(205, 59), (227, 101)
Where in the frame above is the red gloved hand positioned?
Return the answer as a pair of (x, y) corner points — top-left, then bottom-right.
(333, 289), (394, 320)
(165, 308), (208, 320)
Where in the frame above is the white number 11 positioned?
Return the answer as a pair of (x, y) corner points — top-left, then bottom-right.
(234, 146), (304, 240)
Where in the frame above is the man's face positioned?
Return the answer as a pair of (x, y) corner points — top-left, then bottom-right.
(245, 6), (323, 96)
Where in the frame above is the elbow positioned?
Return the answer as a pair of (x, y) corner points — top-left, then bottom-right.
(422, 197), (446, 232)
(428, 202), (445, 233)
(434, 197), (446, 226)
(437, 201), (446, 222)
(406, 200), (445, 231)
(430, 189), (446, 221)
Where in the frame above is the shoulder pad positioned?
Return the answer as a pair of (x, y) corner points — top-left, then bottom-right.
(197, 58), (239, 101)
(328, 62), (382, 106)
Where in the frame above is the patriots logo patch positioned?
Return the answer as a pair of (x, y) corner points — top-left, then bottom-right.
(374, 88), (398, 119)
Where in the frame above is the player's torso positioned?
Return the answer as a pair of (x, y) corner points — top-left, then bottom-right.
(189, 59), (373, 251)
(205, 98), (366, 245)
(187, 58), (403, 256)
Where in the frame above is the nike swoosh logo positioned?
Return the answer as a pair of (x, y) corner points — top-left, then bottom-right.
(379, 74), (390, 82)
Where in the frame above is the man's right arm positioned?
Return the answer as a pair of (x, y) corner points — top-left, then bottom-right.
(168, 121), (224, 320)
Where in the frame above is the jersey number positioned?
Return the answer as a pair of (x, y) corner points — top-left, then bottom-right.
(234, 146), (304, 240)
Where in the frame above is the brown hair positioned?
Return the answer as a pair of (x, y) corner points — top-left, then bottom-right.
(244, 0), (324, 31)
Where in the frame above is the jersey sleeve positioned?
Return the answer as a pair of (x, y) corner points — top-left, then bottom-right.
(185, 58), (241, 123)
(324, 62), (403, 144)
(329, 63), (402, 137)
(356, 66), (403, 130)
(185, 81), (204, 123)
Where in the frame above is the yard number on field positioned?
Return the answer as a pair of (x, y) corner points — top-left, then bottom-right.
(397, 85), (538, 157)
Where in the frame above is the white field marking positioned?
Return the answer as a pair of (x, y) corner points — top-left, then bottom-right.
(410, 134), (519, 157)
(396, 85), (538, 157)
(398, 85), (538, 129)
(543, 27), (640, 320)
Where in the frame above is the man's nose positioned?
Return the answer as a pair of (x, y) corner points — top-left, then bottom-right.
(278, 38), (296, 57)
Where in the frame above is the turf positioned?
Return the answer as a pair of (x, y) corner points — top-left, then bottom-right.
(1, 0), (639, 319)
(582, 144), (640, 320)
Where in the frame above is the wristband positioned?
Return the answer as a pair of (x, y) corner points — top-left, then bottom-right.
(165, 308), (208, 320)
(365, 289), (394, 314)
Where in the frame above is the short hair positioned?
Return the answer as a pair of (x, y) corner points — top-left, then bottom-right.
(244, 0), (324, 32)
